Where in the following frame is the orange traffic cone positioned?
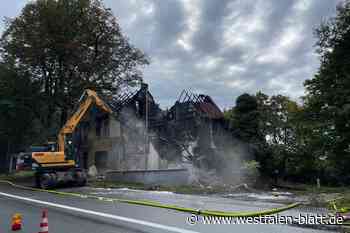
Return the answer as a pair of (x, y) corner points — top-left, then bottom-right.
(11, 213), (22, 231)
(38, 209), (48, 233)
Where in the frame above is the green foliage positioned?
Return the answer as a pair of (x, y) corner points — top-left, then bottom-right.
(223, 108), (235, 129)
(0, 62), (40, 171)
(224, 91), (321, 181)
(0, 0), (149, 130)
(223, 3), (350, 185)
(232, 93), (260, 142)
(242, 160), (260, 178)
(256, 93), (303, 177)
(0, 0), (149, 171)
(304, 1), (350, 183)
(242, 1), (350, 184)
(0, 63), (37, 144)
(225, 93), (269, 175)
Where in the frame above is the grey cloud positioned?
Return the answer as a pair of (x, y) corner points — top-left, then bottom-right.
(151, 0), (186, 50)
(0, 0), (345, 109)
(191, 0), (231, 54)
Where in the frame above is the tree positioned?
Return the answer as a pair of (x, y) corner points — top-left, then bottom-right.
(227, 93), (270, 174)
(0, 62), (40, 171)
(256, 92), (313, 179)
(0, 0), (149, 131)
(233, 93), (260, 142)
(304, 1), (350, 183)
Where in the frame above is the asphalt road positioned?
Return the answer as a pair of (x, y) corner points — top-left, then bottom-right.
(0, 183), (337, 233)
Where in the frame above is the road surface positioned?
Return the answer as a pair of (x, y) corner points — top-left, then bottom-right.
(0, 183), (337, 233)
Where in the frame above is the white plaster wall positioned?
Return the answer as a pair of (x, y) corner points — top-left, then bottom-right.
(146, 142), (160, 170)
(109, 118), (121, 137)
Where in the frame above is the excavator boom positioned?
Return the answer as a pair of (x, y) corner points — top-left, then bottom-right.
(28, 89), (112, 188)
(58, 89), (112, 152)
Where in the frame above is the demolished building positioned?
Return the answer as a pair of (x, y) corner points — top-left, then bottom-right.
(160, 90), (227, 168)
(74, 83), (165, 173)
(73, 83), (237, 185)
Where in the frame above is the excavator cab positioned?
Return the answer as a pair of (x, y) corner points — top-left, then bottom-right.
(46, 142), (57, 152)
(64, 136), (75, 161)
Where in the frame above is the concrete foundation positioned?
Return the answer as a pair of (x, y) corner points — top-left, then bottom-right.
(106, 168), (190, 186)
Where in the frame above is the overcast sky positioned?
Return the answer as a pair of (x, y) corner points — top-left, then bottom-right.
(0, 0), (343, 109)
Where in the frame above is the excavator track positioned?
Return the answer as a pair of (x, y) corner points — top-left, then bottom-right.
(35, 168), (86, 189)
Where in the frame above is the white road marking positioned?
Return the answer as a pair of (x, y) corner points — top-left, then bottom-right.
(0, 191), (199, 233)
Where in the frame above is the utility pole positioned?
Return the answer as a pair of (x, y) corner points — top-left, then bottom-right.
(145, 84), (148, 144)
(143, 83), (149, 170)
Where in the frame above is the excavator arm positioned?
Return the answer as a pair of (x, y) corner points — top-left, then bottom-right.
(57, 89), (113, 152)
(28, 89), (113, 188)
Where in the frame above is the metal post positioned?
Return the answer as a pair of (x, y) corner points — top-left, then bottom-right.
(8, 154), (13, 174)
(6, 140), (10, 174)
(145, 84), (148, 144)
(144, 83), (149, 170)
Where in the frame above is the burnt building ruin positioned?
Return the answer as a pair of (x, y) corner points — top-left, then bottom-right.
(73, 83), (238, 184)
(155, 90), (232, 171)
(74, 83), (165, 174)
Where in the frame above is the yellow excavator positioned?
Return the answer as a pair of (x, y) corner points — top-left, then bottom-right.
(18, 89), (112, 188)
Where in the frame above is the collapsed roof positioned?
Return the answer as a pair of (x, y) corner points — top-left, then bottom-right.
(174, 89), (224, 119)
(98, 85), (224, 122)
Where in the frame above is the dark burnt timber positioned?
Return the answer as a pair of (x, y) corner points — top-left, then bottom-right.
(105, 83), (163, 129)
(174, 89), (224, 120)
(157, 89), (229, 169)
